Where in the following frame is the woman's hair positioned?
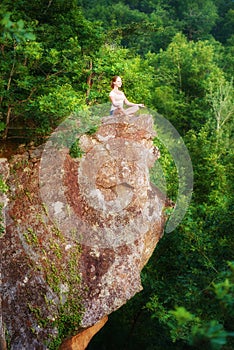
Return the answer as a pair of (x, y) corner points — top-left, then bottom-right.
(111, 75), (120, 89)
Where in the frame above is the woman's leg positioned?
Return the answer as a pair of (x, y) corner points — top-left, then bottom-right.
(125, 105), (139, 115)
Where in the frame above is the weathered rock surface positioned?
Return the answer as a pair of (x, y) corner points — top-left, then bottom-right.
(0, 113), (167, 349)
(59, 316), (108, 350)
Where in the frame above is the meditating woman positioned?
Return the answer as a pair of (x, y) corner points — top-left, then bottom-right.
(109, 76), (144, 116)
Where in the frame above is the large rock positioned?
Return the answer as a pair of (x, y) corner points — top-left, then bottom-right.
(0, 114), (168, 349)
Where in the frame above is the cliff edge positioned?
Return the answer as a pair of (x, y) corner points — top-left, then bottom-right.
(0, 113), (167, 349)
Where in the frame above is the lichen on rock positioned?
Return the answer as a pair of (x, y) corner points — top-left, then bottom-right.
(0, 113), (169, 349)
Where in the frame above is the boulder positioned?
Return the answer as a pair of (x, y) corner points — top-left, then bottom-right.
(0, 113), (168, 349)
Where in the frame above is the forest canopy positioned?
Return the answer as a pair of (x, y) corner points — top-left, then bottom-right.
(0, 0), (233, 140)
(1, 1), (234, 349)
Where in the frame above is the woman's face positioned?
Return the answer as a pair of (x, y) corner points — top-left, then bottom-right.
(114, 77), (122, 87)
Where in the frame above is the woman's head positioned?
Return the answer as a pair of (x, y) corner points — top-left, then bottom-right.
(111, 76), (122, 89)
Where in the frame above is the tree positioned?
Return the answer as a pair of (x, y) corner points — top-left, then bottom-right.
(212, 0), (234, 43)
(146, 33), (225, 132)
(0, 1), (105, 140)
(206, 78), (234, 146)
(167, 0), (218, 40)
(0, 11), (36, 138)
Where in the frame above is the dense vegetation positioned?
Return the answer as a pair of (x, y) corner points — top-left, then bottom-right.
(1, 0), (233, 349)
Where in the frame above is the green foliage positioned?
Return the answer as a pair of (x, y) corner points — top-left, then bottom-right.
(0, 11), (36, 42)
(146, 33), (225, 132)
(24, 224), (84, 348)
(151, 136), (178, 201)
(0, 0), (105, 140)
(48, 298), (83, 350)
(1, 0), (233, 140)
(206, 78), (234, 143)
(46, 240), (84, 349)
(23, 227), (39, 246)
(0, 203), (5, 237)
(213, 261), (234, 315)
(0, 176), (8, 194)
(168, 309), (234, 350)
(163, 262), (234, 349)
(172, 0), (218, 40)
(69, 138), (83, 158)
(0, 176), (8, 238)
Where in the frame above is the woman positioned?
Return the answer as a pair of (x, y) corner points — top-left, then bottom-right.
(109, 76), (144, 116)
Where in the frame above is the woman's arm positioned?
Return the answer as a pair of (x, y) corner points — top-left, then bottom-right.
(124, 96), (144, 108)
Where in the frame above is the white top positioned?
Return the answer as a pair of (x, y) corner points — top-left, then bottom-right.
(109, 90), (126, 111)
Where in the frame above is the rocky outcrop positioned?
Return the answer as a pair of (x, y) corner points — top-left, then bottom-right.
(0, 113), (167, 349)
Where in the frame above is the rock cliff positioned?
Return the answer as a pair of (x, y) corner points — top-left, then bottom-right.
(0, 113), (167, 349)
